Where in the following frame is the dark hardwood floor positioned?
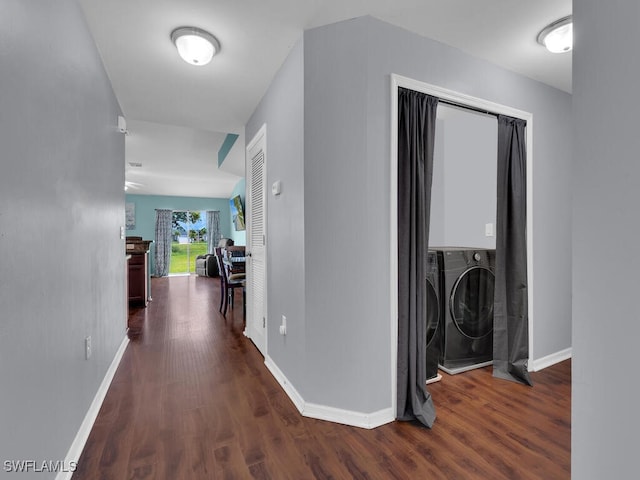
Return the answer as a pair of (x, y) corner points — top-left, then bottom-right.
(74, 276), (570, 479)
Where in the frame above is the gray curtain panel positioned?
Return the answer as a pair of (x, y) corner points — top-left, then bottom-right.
(493, 115), (533, 386)
(397, 88), (438, 427)
(154, 209), (173, 277)
(206, 210), (221, 254)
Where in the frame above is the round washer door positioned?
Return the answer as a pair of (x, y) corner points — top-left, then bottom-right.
(449, 266), (495, 339)
(426, 279), (439, 347)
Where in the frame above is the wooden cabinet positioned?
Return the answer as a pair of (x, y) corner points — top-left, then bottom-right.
(126, 237), (152, 307)
(128, 252), (148, 306)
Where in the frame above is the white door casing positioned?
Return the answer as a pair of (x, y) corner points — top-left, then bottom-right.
(245, 125), (267, 356)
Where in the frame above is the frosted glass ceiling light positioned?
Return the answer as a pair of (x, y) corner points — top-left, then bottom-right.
(171, 27), (220, 66)
(537, 16), (573, 53)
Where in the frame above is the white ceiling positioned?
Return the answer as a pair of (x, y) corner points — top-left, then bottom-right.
(123, 120), (241, 198)
(78, 0), (572, 198)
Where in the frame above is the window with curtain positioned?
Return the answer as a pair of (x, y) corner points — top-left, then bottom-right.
(206, 210), (220, 254)
(154, 209), (173, 277)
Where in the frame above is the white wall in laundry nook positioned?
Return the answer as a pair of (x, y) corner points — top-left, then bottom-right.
(430, 104), (497, 249)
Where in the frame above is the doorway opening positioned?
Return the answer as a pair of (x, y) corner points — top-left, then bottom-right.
(170, 210), (208, 275)
(390, 74), (534, 415)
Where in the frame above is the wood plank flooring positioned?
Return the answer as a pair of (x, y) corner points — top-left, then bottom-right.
(74, 275), (570, 479)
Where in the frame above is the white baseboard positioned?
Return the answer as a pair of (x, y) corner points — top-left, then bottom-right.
(264, 356), (394, 430)
(56, 335), (129, 480)
(439, 360), (493, 376)
(532, 347), (572, 372)
(264, 355), (305, 413)
(303, 402), (394, 429)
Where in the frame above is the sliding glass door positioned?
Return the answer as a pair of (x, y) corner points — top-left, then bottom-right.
(170, 211), (207, 275)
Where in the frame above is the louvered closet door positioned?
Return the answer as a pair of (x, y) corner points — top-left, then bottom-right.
(245, 126), (267, 355)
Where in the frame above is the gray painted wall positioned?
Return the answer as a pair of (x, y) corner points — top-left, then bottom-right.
(302, 16), (573, 413)
(246, 39), (307, 395)
(430, 119), (446, 246)
(431, 106), (497, 249)
(572, 2), (640, 478)
(0, 0), (125, 474)
(247, 15), (572, 417)
(304, 18), (387, 412)
(362, 15), (572, 366)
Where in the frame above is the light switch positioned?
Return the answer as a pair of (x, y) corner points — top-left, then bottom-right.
(485, 223), (494, 237)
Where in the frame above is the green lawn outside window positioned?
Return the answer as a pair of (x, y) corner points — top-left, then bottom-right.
(169, 242), (208, 274)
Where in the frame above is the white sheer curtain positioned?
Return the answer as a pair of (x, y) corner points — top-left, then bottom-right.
(206, 210), (221, 254)
(154, 209), (173, 277)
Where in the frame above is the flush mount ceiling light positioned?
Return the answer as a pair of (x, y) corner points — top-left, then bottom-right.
(537, 15), (573, 53)
(170, 26), (220, 66)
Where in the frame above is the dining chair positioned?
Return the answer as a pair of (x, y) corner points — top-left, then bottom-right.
(215, 249), (245, 317)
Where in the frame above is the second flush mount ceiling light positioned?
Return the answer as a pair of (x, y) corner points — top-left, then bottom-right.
(537, 15), (573, 53)
(171, 26), (220, 66)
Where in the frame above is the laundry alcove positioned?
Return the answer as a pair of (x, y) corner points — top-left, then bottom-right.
(391, 75), (534, 428)
(430, 105), (497, 377)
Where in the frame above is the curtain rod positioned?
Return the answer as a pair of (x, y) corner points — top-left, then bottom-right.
(399, 86), (526, 123)
(437, 98), (499, 118)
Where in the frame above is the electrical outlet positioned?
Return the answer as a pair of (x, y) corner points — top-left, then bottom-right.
(85, 336), (92, 360)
